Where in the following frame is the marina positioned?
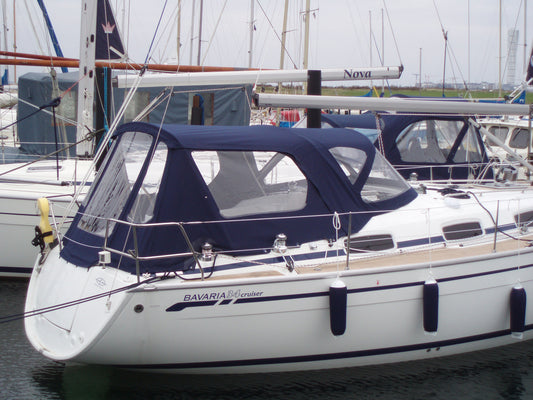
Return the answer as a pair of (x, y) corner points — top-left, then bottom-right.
(1, 0), (533, 397)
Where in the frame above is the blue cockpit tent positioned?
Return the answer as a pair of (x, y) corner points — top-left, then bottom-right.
(320, 112), (493, 181)
(60, 123), (417, 274)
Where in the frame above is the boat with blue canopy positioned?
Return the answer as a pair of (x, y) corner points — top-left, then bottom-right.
(24, 121), (533, 374)
(305, 112), (494, 181)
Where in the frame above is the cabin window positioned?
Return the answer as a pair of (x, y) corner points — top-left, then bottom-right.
(509, 129), (530, 149)
(345, 234), (394, 253)
(127, 142), (168, 223)
(442, 222), (483, 241)
(514, 210), (533, 230)
(79, 131), (153, 235)
(193, 151), (308, 218)
(486, 126), (509, 146)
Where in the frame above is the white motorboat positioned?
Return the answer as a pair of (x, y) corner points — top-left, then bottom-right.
(24, 121), (533, 373)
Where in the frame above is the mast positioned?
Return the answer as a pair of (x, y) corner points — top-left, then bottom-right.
(468, 0), (470, 85)
(177, 0), (181, 65)
(196, 0), (203, 66)
(369, 10), (372, 88)
(12, 0), (15, 83)
(248, 0), (254, 68)
(419, 48), (422, 94)
(302, 0), (310, 94)
(189, 0), (195, 65)
(279, 0), (289, 71)
(381, 8), (384, 94)
(442, 30), (447, 96)
(498, 0), (502, 97)
(1, 0), (8, 84)
(303, 0), (310, 70)
(76, 0), (97, 157)
(524, 0), (528, 74)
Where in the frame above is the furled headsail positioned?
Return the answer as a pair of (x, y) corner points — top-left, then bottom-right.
(95, 0), (126, 61)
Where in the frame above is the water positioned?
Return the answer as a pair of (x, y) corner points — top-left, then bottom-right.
(2, 279), (533, 400)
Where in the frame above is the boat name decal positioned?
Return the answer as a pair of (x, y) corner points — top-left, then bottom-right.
(183, 289), (264, 302)
(344, 69), (373, 80)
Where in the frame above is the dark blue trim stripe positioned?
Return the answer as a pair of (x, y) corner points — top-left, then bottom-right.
(113, 324), (533, 370)
(485, 223), (516, 234)
(0, 266), (32, 275)
(166, 300), (217, 312)
(167, 263), (533, 312)
(398, 236), (444, 248)
(439, 263), (533, 283)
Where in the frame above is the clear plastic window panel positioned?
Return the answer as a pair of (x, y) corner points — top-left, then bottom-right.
(360, 151), (411, 203)
(329, 147), (367, 184)
(193, 151), (308, 218)
(79, 131), (153, 236)
(127, 142), (168, 223)
(396, 120), (482, 163)
(451, 123), (483, 163)
(329, 146), (410, 203)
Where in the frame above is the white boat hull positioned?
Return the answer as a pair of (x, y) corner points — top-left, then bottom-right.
(25, 244), (533, 373)
(0, 159), (91, 278)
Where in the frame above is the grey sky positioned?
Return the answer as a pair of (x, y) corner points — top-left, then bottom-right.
(5, 0), (532, 87)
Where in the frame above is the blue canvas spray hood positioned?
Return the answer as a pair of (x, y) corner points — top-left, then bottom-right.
(61, 122), (417, 274)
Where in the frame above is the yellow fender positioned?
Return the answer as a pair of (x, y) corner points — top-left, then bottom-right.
(37, 197), (54, 244)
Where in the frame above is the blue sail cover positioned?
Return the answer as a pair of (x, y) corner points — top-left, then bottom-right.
(61, 123), (417, 274)
(321, 113), (492, 180)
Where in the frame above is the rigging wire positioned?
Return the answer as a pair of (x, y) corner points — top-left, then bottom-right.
(256, 0), (298, 69)
(143, 0), (169, 65)
(200, 0), (228, 66)
(432, 0), (469, 92)
(0, 276), (160, 324)
(158, 3), (182, 63)
(23, 0), (50, 62)
(382, 0), (402, 67)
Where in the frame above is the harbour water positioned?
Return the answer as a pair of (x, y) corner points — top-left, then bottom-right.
(2, 279), (533, 400)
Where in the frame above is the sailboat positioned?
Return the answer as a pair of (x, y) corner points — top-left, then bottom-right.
(23, 94), (533, 373)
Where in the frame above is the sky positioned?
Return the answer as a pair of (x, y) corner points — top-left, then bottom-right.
(3, 0), (533, 88)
